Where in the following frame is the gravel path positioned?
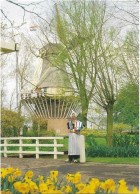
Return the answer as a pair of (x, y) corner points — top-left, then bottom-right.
(1, 157), (139, 189)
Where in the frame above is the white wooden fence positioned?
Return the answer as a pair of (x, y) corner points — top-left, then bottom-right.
(0, 137), (64, 159)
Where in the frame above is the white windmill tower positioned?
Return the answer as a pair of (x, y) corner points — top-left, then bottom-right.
(21, 43), (80, 134)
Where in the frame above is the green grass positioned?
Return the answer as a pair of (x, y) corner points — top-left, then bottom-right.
(86, 157), (139, 164)
(42, 156), (139, 165)
(95, 137), (106, 146)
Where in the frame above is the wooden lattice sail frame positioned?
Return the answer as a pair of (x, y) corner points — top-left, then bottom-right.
(21, 94), (80, 119)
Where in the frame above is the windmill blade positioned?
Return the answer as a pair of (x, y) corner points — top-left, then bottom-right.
(31, 57), (43, 89)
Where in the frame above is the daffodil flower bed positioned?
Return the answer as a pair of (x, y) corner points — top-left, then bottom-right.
(1, 167), (139, 194)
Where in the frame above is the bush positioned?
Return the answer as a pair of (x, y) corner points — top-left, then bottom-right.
(85, 135), (97, 148)
(39, 129), (56, 144)
(86, 145), (139, 157)
(23, 129), (56, 144)
(113, 123), (131, 134)
(131, 134), (139, 146)
(112, 134), (139, 147)
(23, 129), (56, 137)
(86, 134), (139, 157)
(81, 128), (106, 137)
(1, 108), (25, 137)
(24, 130), (38, 137)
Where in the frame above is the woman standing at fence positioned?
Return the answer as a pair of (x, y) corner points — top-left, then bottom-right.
(66, 113), (84, 163)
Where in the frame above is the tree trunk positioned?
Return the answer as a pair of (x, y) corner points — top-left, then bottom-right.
(106, 104), (113, 146)
(38, 124), (40, 136)
(81, 110), (88, 127)
(80, 98), (88, 127)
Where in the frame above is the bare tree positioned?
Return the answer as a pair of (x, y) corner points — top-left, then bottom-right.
(91, 28), (121, 146)
(5, 0), (52, 24)
(49, 0), (108, 126)
(112, 0), (139, 27)
(8, 39), (35, 111)
(118, 29), (139, 86)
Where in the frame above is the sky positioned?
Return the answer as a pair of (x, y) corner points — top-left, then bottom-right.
(0, 0), (139, 126)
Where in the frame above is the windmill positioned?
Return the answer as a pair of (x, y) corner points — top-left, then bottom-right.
(21, 43), (80, 135)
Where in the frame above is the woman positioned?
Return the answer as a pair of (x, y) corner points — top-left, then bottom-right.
(66, 113), (84, 163)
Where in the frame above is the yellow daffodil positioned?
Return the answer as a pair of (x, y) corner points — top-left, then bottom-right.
(132, 187), (139, 193)
(117, 179), (129, 193)
(90, 178), (100, 187)
(46, 177), (52, 185)
(50, 171), (58, 177)
(38, 175), (44, 181)
(62, 185), (72, 193)
(39, 183), (48, 193)
(119, 179), (126, 186)
(14, 181), (22, 191)
(8, 175), (15, 182)
(76, 185), (96, 193)
(47, 189), (62, 193)
(73, 172), (81, 184)
(7, 167), (14, 174)
(104, 179), (115, 193)
(76, 183), (85, 190)
(18, 183), (30, 194)
(24, 177), (32, 183)
(14, 169), (22, 177)
(29, 181), (38, 193)
(117, 185), (130, 194)
(99, 181), (106, 190)
(1, 170), (8, 179)
(25, 170), (33, 178)
(1, 168), (5, 173)
(48, 184), (55, 190)
(51, 177), (58, 183)
(66, 173), (74, 182)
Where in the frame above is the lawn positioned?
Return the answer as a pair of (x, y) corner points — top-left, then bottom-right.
(40, 155), (139, 165)
(86, 157), (139, 164)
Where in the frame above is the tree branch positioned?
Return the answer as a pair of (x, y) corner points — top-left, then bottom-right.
(6, 0), (51, 24)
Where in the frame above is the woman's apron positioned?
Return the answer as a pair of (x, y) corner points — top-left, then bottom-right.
(68, 132), (80, 155)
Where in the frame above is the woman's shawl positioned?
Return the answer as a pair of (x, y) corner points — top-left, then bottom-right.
(67, 120), (83, 131)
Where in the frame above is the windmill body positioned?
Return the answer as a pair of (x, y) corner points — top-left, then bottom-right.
(21, 43), (80, 135)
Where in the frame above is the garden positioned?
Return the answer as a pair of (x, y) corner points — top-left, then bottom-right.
(1, 0), (139, 193)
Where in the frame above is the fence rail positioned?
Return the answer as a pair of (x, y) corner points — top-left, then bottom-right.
(0, 137), (65, 159)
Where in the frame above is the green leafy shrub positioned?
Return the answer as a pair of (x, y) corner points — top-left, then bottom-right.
(86, 145), (139, 157)
(24, 131), (38, 137)
(85, 133), (139, 157)
(131, 134), (139, 146)
(113, 123), (131, 134)
(23, 129), (56, 144)
(112, 134), (139, 147)
(85, 135), (97, 148)
(1, 108), (25, 137)
(39, 129), (56, 144)
(81, 128), (106, 137)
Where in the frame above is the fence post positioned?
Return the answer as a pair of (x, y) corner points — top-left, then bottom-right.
(19, 138), (23, 158)
(54, 139), (57, 159)
(80, 135), (86, 163)
(36, 139), (39, 159)
(4, 139), (7, 158)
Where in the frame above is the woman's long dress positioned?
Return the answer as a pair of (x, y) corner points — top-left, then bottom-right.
(68, 132), (80, 155)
